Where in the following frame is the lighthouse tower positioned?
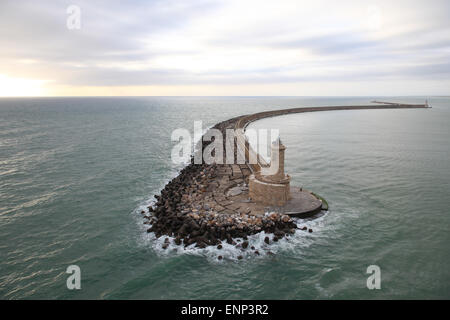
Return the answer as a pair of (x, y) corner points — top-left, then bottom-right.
(265, 137), (287, 181)
(249, 136), (291, 206)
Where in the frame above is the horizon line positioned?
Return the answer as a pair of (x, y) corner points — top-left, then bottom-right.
(0, 95), (447, 99)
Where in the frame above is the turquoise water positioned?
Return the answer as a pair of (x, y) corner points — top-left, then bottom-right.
(0, 97), (449, 299)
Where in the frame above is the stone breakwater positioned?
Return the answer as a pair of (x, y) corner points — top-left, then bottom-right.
(142, 116), (299, 250)
(141, 103), (428, 252)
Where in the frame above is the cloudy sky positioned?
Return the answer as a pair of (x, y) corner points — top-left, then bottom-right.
(0, 0), (449, 96)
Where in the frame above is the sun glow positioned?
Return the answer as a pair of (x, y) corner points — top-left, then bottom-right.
(0, 74), (49, 97)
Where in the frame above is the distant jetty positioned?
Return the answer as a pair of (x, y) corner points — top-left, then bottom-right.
(142, 102), (428, 252)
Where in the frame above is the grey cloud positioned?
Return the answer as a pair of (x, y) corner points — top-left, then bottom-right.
(274, 33), (380, 55)
(0, 0), (219, 62)
(0, 0), (449, 88)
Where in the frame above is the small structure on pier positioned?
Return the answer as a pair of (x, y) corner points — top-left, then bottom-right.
(249, 138), (291, 206)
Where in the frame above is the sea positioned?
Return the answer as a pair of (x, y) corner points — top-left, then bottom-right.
(0, 96), (449, 299)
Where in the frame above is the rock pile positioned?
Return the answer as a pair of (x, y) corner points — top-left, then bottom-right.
(143, 160), (297, 248)
(142, 117), (298, 249)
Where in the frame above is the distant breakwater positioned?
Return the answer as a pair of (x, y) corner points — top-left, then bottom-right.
(141, 103), (428, 255)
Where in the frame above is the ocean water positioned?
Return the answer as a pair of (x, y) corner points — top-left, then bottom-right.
(0, 96), (449, 299)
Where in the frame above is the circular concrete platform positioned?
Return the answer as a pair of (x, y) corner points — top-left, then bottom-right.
(267, 186), (323, 218)
(223, 179), (324, 218)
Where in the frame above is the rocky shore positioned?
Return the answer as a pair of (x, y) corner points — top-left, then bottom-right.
(141, 103), (427, 253)
(142, 116), (301, 251)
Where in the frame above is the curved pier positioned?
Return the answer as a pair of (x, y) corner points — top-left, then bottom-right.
(143, 102), (428, 249)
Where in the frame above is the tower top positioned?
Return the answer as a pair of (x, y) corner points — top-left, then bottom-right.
(272, 137), (286, 150)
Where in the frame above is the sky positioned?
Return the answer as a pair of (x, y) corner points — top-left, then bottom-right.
(0, 0), (449, 96)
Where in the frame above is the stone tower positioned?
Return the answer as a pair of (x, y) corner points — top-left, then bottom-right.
(264, 137), (287, 181)
(249, 137), (291, 206)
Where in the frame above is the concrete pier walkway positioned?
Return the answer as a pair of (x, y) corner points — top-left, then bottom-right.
(187, 102), (429, 218)
(145, 102), (429, 248)
(229, 102), (429, 216)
